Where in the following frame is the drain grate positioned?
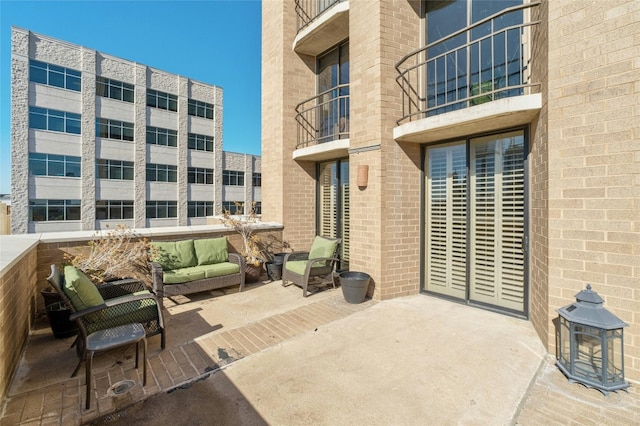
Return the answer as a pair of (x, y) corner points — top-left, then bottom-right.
(108, 380), (135, 396)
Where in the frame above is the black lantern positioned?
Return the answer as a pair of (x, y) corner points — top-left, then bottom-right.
(556, 284), (629, 395)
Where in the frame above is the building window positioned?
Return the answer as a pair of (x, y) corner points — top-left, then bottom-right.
(96, 77), (134, 102)
(146, 163), (177, 182)
(146, 126), (177, 147)
(252, 173), (262, 187)
(223, 170), (244, 186)
(317, 41), (350, 143)
(222, 201), (244, 214)
(29, 106), (81, 134)
(188, 133), (214, 152)
(253, 201), (262, 215)
(188, 167), (214, 184)
(29, 60), (81, 91)
(96, 200), (134, 220)
(423, 0), (527, 116)
(29, 199), (81, 221)
(188, 201), (214, 217)
(96, 118), (134, 141)
(96, 159), (134, 180)
(146, 201), (177, 218)
(146, 89), (178, 112)
(29, 153), (81, 177)
(188, 99), (214, 119)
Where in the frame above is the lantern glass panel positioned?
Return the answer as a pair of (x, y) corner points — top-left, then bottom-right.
(558, 316), (571, 369)
(574, 325), (602, 383)
(606, 329), (624, 385)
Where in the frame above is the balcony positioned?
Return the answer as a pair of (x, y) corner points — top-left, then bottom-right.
(293, 0), (349, 56)
(394, 3), (541, 143)
(294, 84), (349, 161)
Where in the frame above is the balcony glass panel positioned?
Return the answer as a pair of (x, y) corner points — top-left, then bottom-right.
(396, 1), (539, 125)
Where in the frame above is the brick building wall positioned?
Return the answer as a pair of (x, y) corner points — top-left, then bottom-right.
(0, 242), (38, 403)
(261, 1), (317, 252)
(528, 0), (551, 353)
(348, 0), (422, 299)
(545, 0), (640, 381)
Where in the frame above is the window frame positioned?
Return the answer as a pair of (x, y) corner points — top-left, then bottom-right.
(146, 163), (178, 182)
(222, 170), (245, 186)
(96, 76), (134, 103)
(188, 99), (214, 120)
(188, 167), (214, 184)
(29, 152), (81, 177)
(29, 106), (81, 135)
(29, 199), (81, 221)
(29, 60), (81, 92)
(146, 126), (178, 147)
(146, 200), (177, 218)
(147, 89), (178, 112)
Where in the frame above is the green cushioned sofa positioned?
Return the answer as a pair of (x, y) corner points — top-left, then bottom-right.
(150, 237), (245, 309)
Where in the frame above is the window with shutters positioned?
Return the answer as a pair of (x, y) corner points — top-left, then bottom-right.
(318, 160), (349, 270)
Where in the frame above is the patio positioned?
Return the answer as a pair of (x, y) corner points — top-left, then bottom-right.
(2, 278), (639, 425)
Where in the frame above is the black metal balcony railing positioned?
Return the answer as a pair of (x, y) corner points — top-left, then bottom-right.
(295, 84), (349, 149)
(395, 3), (541, 125)
(295, 0), (345, 32)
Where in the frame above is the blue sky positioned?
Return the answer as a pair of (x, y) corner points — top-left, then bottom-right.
(0, 0), (262, 194)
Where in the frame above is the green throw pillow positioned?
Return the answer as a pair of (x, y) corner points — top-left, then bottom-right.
(63, 265), (105, 311)
(151, 240), (197, 270)
(194, 237), (229, 265)
(308, 236), (338, 259)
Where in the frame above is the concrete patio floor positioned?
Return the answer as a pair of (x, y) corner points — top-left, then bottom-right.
(2, 278), (639, 425)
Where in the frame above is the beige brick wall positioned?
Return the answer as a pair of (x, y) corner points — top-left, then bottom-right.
(546, 0), (640, 381)
(261, 1), (317, 251)
(528, 0), (551, 354)
(0, 246), (38, 403)
(344, 0), (422, 300)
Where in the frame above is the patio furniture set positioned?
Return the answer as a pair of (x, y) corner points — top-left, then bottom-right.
(45, 234), (343, 410)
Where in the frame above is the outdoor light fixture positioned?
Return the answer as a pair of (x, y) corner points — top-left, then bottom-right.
(357, 165), (369, 188)
(556, 284), (629, 395)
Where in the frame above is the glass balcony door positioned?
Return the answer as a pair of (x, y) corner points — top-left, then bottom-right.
(424, 130), (527, 314)
(318, 160), (349, 270)
(425, 0), (525, 115)
(317, 42), (349, 143)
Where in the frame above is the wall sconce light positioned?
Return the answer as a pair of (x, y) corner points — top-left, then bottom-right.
(357, 165), (369, 188)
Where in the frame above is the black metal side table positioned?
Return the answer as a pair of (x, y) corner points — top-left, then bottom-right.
(85, 323), (147, 409)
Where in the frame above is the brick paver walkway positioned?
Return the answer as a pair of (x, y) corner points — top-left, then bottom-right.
(1, 295), (373, 425)
(2, 293), (639, 425)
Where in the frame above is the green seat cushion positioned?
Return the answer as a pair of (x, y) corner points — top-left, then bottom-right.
(162, 267), (206, 284)
(63, 265), (105, 311)
(285, 260), (330, 276)
(308, 236), (338, 259)
(201, 262), (240, 278)
(151, 240), (197, 270)
(194, 237), (229, 265)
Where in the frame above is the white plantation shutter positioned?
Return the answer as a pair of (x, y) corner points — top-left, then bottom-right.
(469, 132), (525, 311)
(425, 143), (467, 298)
(319, 164), (337, 237)
(341, 181), (350, 269)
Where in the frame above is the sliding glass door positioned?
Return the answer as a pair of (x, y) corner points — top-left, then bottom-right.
(318, 160), (349, 270)
(425, 130), (527, 314)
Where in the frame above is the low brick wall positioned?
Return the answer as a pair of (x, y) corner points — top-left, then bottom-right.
(0, 223), (284, 405)
(0, 238), (38, 404)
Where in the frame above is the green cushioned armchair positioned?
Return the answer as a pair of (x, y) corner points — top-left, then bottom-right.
(282, 236), (341, 297)
(47, 264), (165, 377)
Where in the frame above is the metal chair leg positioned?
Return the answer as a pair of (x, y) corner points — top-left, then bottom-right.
(85, 350), (94, 409)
